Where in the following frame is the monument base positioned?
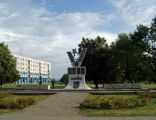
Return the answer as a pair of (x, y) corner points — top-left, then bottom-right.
(64, 80), (91, 90)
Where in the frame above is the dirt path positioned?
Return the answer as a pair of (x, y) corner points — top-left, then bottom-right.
(0, 92), (88, 120)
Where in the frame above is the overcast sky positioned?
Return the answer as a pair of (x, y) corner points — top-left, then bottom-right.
(0, 0), (156, 79)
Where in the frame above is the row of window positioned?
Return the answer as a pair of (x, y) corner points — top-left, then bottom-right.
(17, 62), (48, 68)
(15, 57), (50, 66)
(17, 67), (49, 72)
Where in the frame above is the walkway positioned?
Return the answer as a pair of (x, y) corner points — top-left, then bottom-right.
(0, 92), (156, 120)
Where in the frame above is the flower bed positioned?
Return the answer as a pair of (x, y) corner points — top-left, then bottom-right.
(80, 94), (155, 109)
(0, 93), (9, 98)
(0, 93), (36, 109)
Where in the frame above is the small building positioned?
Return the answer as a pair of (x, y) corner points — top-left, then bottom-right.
(13, 54), (51, 84)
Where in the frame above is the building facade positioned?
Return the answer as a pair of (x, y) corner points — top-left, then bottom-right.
(13, 54), (51, 84)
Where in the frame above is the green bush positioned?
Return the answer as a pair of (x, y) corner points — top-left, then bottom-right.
(0, 93), (9, 98)
(0, 101), (7, 109)
(0, 97), (36, 109)
(8, 101), (19, 109)
(80, 95), (152, 110)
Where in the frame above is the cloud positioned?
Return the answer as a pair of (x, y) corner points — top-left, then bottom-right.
(0, 0), (116, 78)
(0, 0), (156, 78)
(109, 0), (156, 28)
(1, 0), (156, 78)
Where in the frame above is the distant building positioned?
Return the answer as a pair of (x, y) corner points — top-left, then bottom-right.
(13, 54), (51, 84)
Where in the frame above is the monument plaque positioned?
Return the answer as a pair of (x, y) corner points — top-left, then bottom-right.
(65, 48), (91, 89)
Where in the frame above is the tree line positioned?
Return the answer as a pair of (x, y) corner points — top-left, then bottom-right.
(76, 17), (156, 88)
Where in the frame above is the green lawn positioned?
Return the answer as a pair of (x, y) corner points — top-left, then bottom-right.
(88, 83), (156, 89)
(80, 94), (156, 117)
(0, 83), (66, 92)
(0, 82), (97, 90)
(0, 83), (16, 92)
(1, 83), (156, 92)
(81, 104), (156, 117)
(141, 84), (156, 89)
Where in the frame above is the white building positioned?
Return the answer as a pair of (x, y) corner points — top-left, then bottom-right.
(13, 54), (51, 84)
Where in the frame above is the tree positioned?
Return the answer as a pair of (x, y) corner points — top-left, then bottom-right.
(110, 33), (132, 83)
(78, 36), (112, 88)
(112, 27), (150, 84)
(76, 16), (156, 85)
(130, 25), (150, 83)
(0, 42), (20, 86)
(60, 74), (69, 86)
(148, 17), (156, 82)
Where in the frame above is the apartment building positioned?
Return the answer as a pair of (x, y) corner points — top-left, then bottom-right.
(13, 54), (51, 84)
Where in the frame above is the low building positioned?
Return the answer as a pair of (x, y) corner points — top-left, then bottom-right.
(13, 54), (51, 84)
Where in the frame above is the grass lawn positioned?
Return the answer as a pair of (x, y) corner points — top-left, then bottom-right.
(0, 83), (16, 92)
(0, 83), (66, 92)
(87, 83), (156, 89)
(80, 94), (156, 117)
(0, 94), (49, 114)
(81, 104), (156, 117)
(0, 82), (99, 90)
(141, 84), (156, 89)
(53, 83), (65, 89)
(1, 83), (156, 91)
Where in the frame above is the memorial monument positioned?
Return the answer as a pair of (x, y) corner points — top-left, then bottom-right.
(65, 48), (91, 89)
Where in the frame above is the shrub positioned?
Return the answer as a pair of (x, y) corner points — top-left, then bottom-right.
(15, 97), (35, 108)
(0, 93), (9, 98)
(80, 95), (152, 110)
(16, 98), (27, 107)
(25, 97), (35, 105)
(0, 97), (36, 109)
(0, 101), (7, 109)
(8, 102), (19, 109)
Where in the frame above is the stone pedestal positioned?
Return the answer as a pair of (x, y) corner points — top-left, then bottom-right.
(65, 75), (91, 90)
(65, 75), (91, 89)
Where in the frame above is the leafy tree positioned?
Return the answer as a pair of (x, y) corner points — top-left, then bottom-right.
(112, 26), (150, 84)
(78, 36), (112, 88)
(148, 17), (156, 82)
(110, 33), (132, 83)
(76, 16), (156, 85)
(0, 42), (20, 86)
(60, 74), (69, 86)
(130, 25), (150, 83)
